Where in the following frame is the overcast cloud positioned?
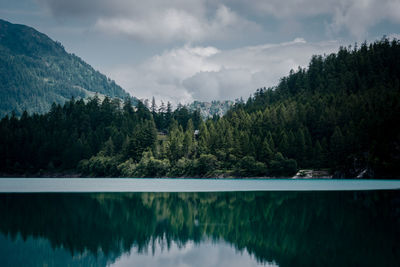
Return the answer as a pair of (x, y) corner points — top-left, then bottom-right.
(94, 5), (261, 43)
(107, 39), (341, 104)
(36, 0), (400, 42)
(2, 0), (399, 104)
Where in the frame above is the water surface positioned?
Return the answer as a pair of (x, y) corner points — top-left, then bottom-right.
(0, 190), (399, 266)
(1, 178), (400, 192)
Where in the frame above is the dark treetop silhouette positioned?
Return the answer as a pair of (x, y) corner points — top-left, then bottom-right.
(1, 38), (400, 178)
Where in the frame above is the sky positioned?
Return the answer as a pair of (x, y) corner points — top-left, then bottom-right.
(1, 0), (400, 105)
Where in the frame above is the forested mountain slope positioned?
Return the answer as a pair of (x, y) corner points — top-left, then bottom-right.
(0, 19), (130, 117)
(224, 38), (400, 177)
(1, 38), (399, 178)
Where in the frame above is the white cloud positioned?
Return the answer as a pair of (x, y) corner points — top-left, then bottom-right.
(38, 0), (261, 43)
(34, 0), (400, 105)
(95, 9), (205, 43)
(183, 68), (254, 101)
(228, 0), (400, 40)
(37, 0), (400, 41)
(37, 0), (206, 18)
(107, 45), (221, 104)
(106, 39), (341, 104)
(230, 0), (334, 18)
(329, 0), (400, 39)
(388, 33), (400, 40)
(94, 5), (260, 43)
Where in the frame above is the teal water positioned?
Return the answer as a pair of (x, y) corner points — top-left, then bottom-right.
(0, 178), (400, 192)
(0, 190), (399, 266)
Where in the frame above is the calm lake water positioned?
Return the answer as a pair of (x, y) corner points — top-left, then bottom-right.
(0, 179), (399, 266)
(1, 178), (400, 192)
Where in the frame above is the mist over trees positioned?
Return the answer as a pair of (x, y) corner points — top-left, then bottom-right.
(1, 38), (399, 178)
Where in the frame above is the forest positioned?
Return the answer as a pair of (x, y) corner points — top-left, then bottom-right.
(0, 38), (399, 178)
(0, 19), (131, 117)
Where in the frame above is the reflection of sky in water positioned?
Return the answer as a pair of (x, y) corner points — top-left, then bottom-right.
(0, 233), (276, 267)
(110, 239), (277, 267)
(1, 191), (399, 266)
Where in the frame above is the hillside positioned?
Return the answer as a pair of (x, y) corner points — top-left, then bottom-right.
(0, 19), (130, 117)
(1, 38), (399, 178)
(225, 38), (400, 177)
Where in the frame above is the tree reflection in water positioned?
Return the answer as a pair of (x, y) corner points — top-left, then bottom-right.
(0, 191), (399, 266)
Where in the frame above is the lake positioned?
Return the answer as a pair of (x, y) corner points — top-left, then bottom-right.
(0, 179), (399, 266)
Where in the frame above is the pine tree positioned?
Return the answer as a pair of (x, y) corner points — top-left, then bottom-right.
(103, 137), (115, 157)
(313, 140), (323, 168)
(183, 119), (195, 158)
(278, 130), (289, 157)
(151, 96), (157, 117)
(167, 123), (185, 163)
(198, 121), (209, 155)
(330, 127), (345, 170)
(260, 138), (274, 164)
(166, 101), (172, 127)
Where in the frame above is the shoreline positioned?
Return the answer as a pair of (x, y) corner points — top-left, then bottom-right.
(0, 169), (397, 180)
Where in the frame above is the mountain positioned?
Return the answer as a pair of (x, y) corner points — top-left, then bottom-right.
(0, 19), (130, 117)
(187, 100), (233, 119)
(1, 38), (399, 178)
(225, 38), (400, 177)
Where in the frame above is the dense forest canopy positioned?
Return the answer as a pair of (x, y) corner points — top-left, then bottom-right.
(224, 38), (400, 177)
(1, 38), (399, 178)
(0, 19), (131, 117)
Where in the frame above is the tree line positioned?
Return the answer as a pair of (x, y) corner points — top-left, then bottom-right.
(0, 18), (130, 117)
(1, 38), (399, 178)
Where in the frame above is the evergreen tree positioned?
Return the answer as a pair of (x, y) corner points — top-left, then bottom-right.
(330, 127), (346, 171)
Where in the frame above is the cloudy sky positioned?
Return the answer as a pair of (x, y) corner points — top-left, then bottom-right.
(1, 0), (400, 105)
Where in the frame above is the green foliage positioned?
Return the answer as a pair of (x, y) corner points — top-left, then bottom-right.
(0, 96), (156, 176)
(168, 157), (195, 177)
(236, 156), (267, 177)
(0, 19), (130, 117)
(133, 151), (170, 177)
(117, 159), (137, 177)
(268, 153), (298, 177)
(195, 154), (219, 176)
(78, 155), (120, 177)
(124, 120), (157, 162)
(165, 122), (185, 163)
(225, 38), (400, 177)
(2, 37), (400, 178)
